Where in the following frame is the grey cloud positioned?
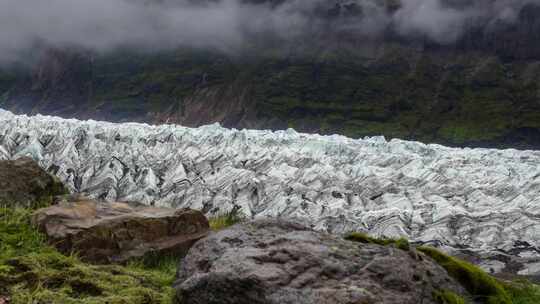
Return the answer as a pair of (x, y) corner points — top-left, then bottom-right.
(394, 0), (540, 44)
(0, 0), (538, 64)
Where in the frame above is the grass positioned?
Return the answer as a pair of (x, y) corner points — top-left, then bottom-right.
(0, 203), (246, 304)
(208, 207), (246, 231)
(433, 289), (466, 304)
(506, 281), (540, 304)
(0, 206), (176, 304)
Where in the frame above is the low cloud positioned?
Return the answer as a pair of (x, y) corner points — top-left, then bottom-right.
(0, 0), (537, 64)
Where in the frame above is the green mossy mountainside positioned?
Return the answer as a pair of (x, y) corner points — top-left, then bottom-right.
(2, 0), (540, 148)
(2, 43), (540, 149)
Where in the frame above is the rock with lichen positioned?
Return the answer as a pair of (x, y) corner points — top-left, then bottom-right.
(173, 219), (467, 304)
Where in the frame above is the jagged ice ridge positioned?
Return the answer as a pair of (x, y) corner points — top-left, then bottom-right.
(1, 109), (539, 275)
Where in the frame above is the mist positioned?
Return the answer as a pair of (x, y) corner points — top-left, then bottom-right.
(0, 0), (538, 64)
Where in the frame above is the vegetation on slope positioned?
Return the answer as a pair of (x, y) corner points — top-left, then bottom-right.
(2, 47), (540, 149)
(432, 289), (466, 304)
(208, 207), (246, 231)
(0, 207), (176, 304)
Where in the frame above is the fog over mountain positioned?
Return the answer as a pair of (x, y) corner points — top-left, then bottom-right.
(1, 0), (538, 64)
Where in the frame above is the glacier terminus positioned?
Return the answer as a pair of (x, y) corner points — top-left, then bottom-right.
(1, 108), (539, 276)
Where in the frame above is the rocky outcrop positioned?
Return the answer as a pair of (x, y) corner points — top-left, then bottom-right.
(0, 157), (67, 208)
(173, 219), (466, 304)
(32, 196), (210, 263)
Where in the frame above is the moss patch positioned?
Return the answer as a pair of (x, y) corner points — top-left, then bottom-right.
(0, 207), (175, 304)
(433, 289), (466, 304)
(345, 232), (410, 251)
(347, 237), (540, 304)
(417, 246), (511, 304)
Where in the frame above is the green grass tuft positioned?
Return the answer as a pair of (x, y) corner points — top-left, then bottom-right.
(506, 281), (540, 304)
(126, 251), (178, 279)
(208, 207), (246, 231)
(433, 289), (466, 304)
(395, 237), (411, 251)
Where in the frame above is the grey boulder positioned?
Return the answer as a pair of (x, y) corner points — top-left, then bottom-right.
(174, 219), (466, 304)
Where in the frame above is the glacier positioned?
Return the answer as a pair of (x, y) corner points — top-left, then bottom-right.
(1, 108), (540, 275)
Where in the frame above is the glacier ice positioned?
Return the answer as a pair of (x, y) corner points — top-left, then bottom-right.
(1, 108), (540, 274)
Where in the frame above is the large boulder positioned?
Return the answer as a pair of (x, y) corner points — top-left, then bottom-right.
(32, 196), (210, 263)
(173, 220), (467, 304)
(0, 157), (67, 208)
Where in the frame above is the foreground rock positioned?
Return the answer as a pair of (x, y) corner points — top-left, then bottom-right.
(0, 157), (67, 208)
(174, 220), (466, 304)
(33, 196), (210, 263)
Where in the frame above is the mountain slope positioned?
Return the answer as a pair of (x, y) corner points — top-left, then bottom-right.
(1, 0), (540, 148)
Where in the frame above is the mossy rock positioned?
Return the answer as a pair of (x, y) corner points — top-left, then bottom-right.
(0, 207), (176, 304)
(417, 246), (511, 304)
(433, 289), (466, 304)
(0, 158), (69, 209)
(345, 232), (410, 251)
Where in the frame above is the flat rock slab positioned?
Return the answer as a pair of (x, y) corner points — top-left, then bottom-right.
(174, 219), (466, 304)
(33, 197), (210, 263)
(0, 157), (66, 208)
